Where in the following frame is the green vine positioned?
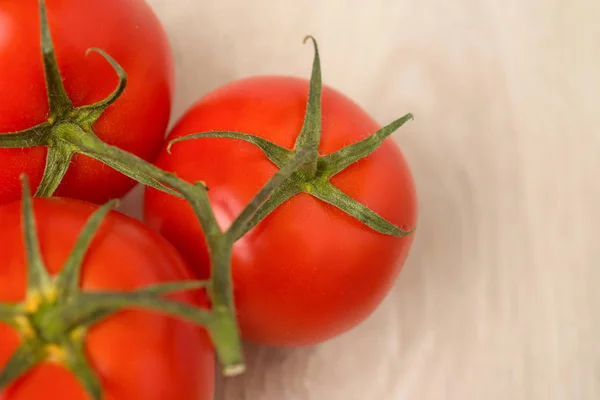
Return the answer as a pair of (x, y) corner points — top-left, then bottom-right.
(0, 0), (415, 398)
(0, 177), (211, 400)
(169, 37), (415, 239)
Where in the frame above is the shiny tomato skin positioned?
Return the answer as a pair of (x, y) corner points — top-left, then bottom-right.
(143, 76), (418, 346)
(0, 198), (214, 400)
(0, 0), (174, 204)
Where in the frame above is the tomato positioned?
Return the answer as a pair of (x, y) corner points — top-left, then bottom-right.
(0, 0), (174, 204)
(143, 76), (417, 346)
(0, 197), (214, 400)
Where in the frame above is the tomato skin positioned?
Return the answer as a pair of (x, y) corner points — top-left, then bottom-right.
(0, 198), (214, 400)
(0, 0), (174, 204)
(144, 76), (418, 346)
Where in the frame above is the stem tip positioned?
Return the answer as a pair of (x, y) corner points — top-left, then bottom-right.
(223, 364), (246, 377)
(303, 35), (316, 45)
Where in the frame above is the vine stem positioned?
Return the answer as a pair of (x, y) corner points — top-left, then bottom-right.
(166, 37), (415, 238)
(0, 0), (416, 384)
(60, 124), (313, 373)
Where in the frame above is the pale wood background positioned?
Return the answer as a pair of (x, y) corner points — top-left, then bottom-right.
(133, 0), (600, 398)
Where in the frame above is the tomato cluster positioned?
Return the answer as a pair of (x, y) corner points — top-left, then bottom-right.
(0, 1), (417, 399)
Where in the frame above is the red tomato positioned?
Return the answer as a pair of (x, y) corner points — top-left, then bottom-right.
(144, 76), (417, 346)
(0, 0), (174, 204)
(0, 198), (214, 400)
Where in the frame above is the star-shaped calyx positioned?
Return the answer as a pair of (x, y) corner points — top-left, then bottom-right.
(0, 0), (178, 198)
(0, 177), (211, 400)
(168, 37), (415, 240)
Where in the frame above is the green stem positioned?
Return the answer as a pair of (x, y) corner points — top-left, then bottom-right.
(66, 125), (315, 369)
(231, 182), (301, 242)
(168, 131), (291, 167)
(41, 281), (211, 341)
(64, 338), (102, 400)
(166, 37), (416, 238)
(135, 280), (211, 295)
(204, 242), (243, 372)
(35, 144), (74, 197)
(51, 122), (180, 197)
(226, 148), (314, 241)
(21, 177), (52, 293)
(0, 123), (50, 148)
(311, 182), (415, 236)
(321, 113), (414, 177)
(74, 48), (128, 129)
(54, 200), (117, 302)
(1, 0), (416, 386)
(53, 291), (214, 334)
(38, 0), (73, 117)
(208, 306), (245, 376)
(62, 128), (247, 373)
(56, 122), (313, 373)
(1, 0), (337, 390)
(0, 342), (45, 390)
(293, 36), (323, 155)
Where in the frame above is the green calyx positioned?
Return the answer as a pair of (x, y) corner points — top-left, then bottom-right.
(0, 177), (212, 400)
(0, 0), (416, 386)
(0, 0), (177, 198)
(169, 36), (416, 239)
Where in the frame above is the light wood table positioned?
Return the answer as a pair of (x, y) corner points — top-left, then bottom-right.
(137, 0), (600, 398)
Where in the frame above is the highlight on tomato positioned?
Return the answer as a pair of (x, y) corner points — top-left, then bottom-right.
(0, 180), (215, 400)
(0, 0), (174, 205)
(144, 37), (417, 346)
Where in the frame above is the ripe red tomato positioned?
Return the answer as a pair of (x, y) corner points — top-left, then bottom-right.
(144, 76), (417, 346)
(0, 0), (174, 204)
(0, 197), (214, 400)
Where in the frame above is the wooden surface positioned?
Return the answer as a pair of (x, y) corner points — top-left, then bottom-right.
(137, 0), (600, 398)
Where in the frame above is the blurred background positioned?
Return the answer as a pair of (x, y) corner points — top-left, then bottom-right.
(134, 0), (600, 398)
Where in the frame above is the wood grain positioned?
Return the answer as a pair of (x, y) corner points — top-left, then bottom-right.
(138, 0), (600, 398)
